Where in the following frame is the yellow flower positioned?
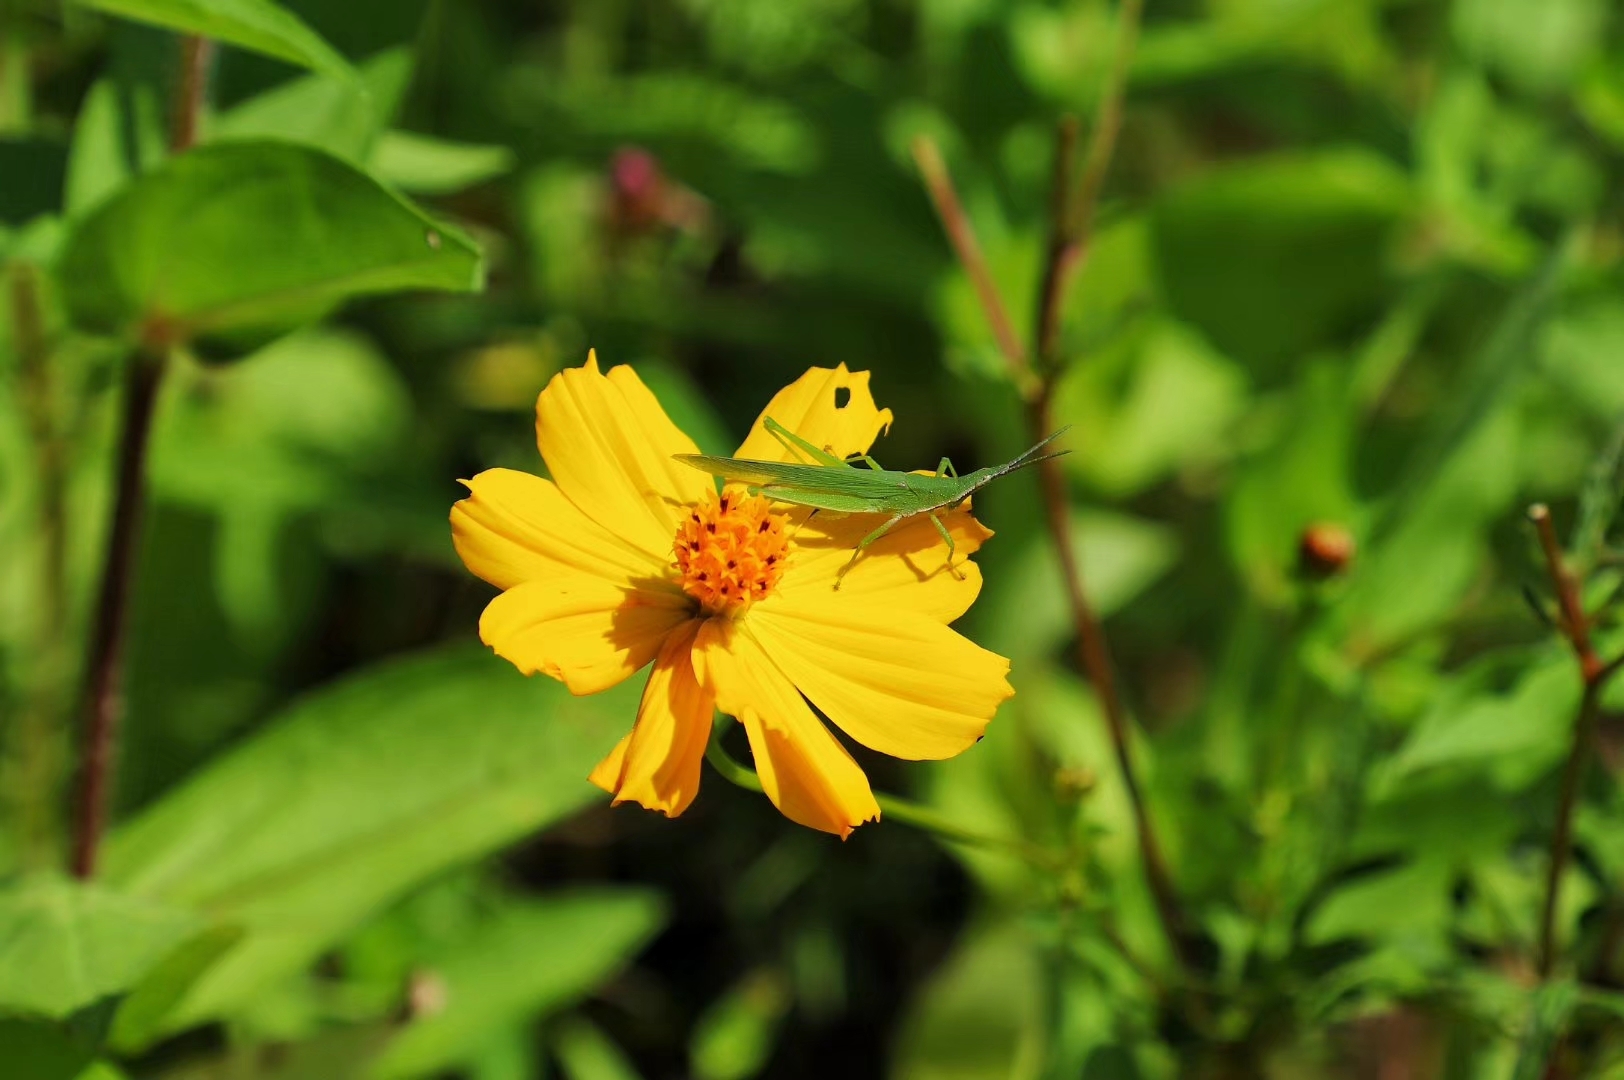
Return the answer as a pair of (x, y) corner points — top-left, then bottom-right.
(450, 352), (1014, 837)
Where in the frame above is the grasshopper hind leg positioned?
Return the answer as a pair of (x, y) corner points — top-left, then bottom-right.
(833, 511), (905, 590)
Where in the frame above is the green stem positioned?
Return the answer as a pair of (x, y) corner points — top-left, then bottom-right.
(704, 724), (1060, 868)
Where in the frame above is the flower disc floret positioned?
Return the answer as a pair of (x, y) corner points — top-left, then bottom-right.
(674, 490), (790, 615)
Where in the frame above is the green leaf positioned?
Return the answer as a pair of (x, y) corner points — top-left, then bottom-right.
(1053, 317), (1248, 498)
(109, 926), (244, 1051)
(102, 645), (639, 1036)
(1304, 859), (1454, 947)
(210, 48), (414, 164)
(57, 141), (483, 344)
(554, 1017), (645, 1080)
(890, 921), (1044, 1080)
(690, 969), (790, 1080)
(1375, 653), (1576, 792)
(0, 876), (202, 1019)
(369, 131), (516, 196)
(64, 79), (165, 219)
(1151, 149), (1413, 372)
(370, 890), (666, 1079)
(70, 0), (354, 81)
(983, 510), (1178, 662)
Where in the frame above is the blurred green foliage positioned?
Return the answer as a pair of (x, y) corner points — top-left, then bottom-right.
(4, 0), (1624, 1076)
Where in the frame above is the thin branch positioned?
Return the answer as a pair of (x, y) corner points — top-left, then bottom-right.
(169, 36), (213, 153)
(1528, 503), (1618, 978)
(71, 347), (164, 879)
(912, 0), (1185, 973)
(1022, 0), (1192, 976)
(911, 135), (1036, 395)
(1033, 116), (1080, 368)
(1031, 0), (1144, 373)
(1531, 504), (1602, 681)
(1541, 682), (1600, 979)
(1030, 389), (1195, 972)
(71, 33), (209, 879)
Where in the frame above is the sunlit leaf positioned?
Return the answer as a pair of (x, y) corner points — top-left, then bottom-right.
(0, 876), (201, 1019)
(57, 141), (482, 344)
(370, 130), (516, 196)
(209, 48), (414, 164)
(102, 645), (639, 1037)
(70, 0), (353, 80)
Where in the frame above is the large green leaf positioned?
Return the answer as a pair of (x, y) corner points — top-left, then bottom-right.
(102, 645), (638, 1035)
(0, 876), (201, 1019)
(370, 890), (666, 1079)
(210, 48), (414, 164)
(70, 0), (353, 81)
(1151, 149), (1413, 372)
(57, 141), (482, 344)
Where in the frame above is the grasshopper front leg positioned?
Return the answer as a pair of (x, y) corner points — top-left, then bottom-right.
(834, 512), (905, 589)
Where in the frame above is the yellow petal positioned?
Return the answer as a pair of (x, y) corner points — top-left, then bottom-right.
(776, 504), (992, 623)
(694, 618), (879, 838)
(734, 365), (894, 463)
(588, 733), (632, 794)
(746, 598), (1013, 760)
(452, 468), (669, 592)
(589, 622), (714, 816)
(536, 351), (716, 563)
(479, 575), (693, 695)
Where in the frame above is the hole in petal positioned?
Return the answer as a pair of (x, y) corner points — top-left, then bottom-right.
(834, 386), (851, 409)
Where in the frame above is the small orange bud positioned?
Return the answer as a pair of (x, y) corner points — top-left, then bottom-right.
(1298, 522), (1356, 580)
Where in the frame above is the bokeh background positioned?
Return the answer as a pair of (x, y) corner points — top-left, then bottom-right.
(5, 0), (1624, 1076)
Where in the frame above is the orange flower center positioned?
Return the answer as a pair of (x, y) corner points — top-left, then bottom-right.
(674, 490), (791, 616)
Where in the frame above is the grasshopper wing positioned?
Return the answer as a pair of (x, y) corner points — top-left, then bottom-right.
(673, 453), (841, 489)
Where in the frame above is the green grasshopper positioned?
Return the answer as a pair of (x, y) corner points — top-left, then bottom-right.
(674, 417), (1071, 584)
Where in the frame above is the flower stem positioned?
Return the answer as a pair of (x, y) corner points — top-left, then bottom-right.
(704, 725), (1059, 867)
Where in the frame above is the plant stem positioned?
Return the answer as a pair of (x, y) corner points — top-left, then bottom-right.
(913, 0), (1187, 974)
(169, 35), (213, 153)
(1031, 0), (1143, 376)
(910, 135), (1035, 395)
(70, 33), (208, 879)
(1023, 0), (1195, 974)
(704, 726), (1059, 867)
(1540, 682), (1599, 979)
(1030, 387), (1194, 971)
(71, 346), (165, 879)
(1529, 504), (1616, 977)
